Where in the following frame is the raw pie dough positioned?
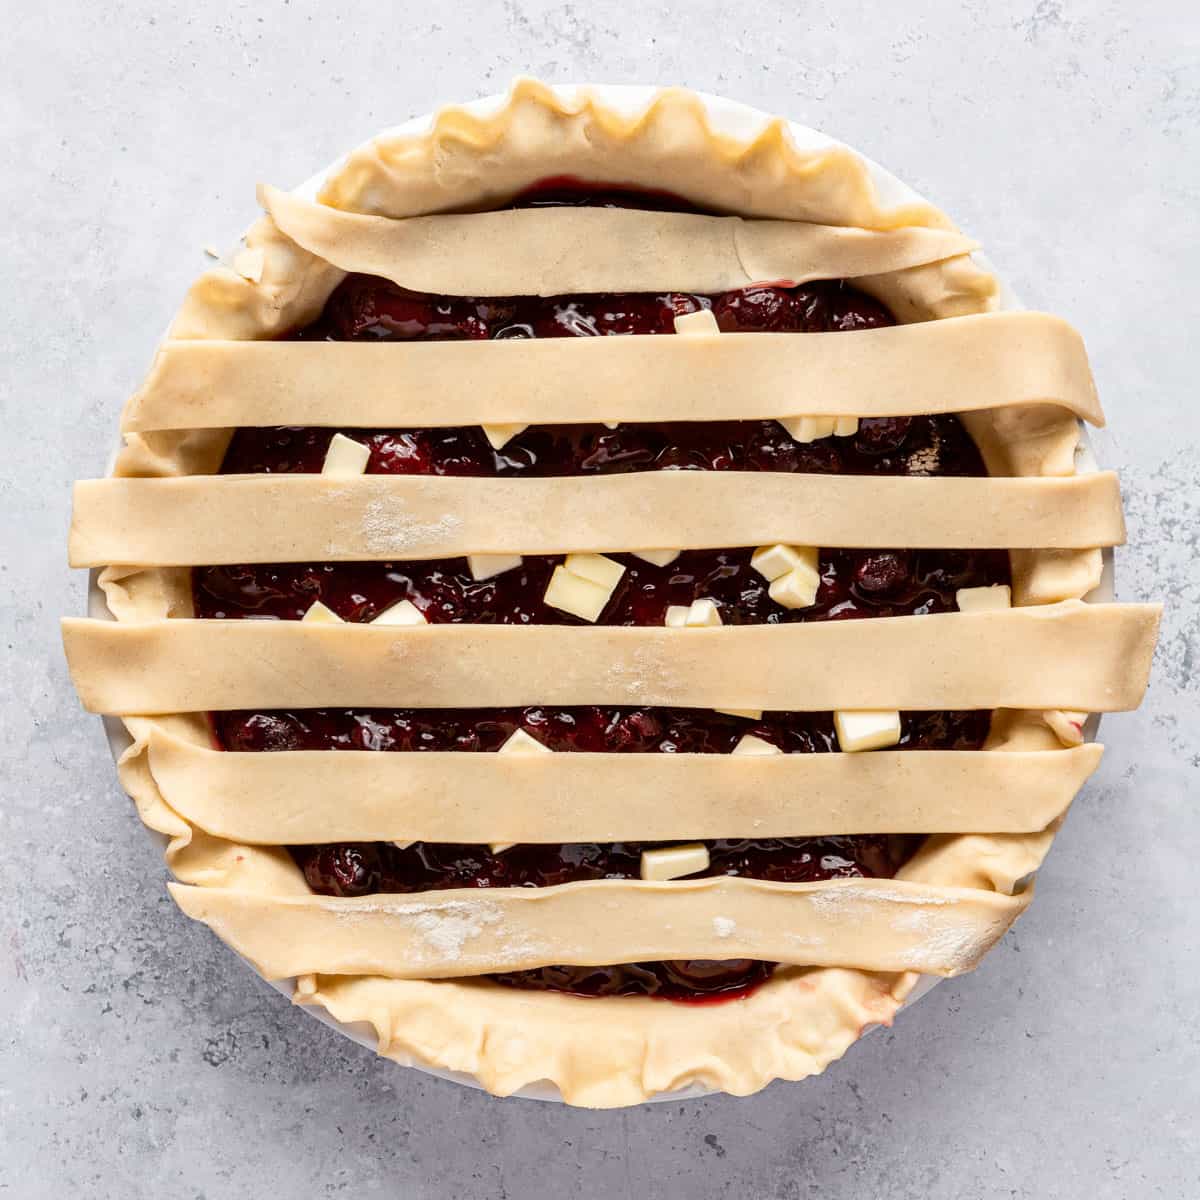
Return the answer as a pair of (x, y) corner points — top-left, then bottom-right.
(69, 471), (1126, 565)
(64, 603), (1155, 715)
(123, 310), (1100, 433)
(259, 182), (983, 296)
(144, 727), (1102, 844)
(61, 79), (1161, 1107)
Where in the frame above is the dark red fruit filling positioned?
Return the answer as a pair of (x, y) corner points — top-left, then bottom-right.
(221, 413), (977, 480)
(197, 183), (1009, 1003)
(193, 547), (1008, 626)
(492, 959), (778, 1003)
(224, 704), (985, 1000)
(293, 834), (920, 895)
(217, 705), (991, 757)
(295, 272), (894, 344)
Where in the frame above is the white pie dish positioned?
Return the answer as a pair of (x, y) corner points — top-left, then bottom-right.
(85, 81), (1113, 1104)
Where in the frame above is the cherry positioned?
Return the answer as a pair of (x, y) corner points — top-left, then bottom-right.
(855, 551), (912, 595)
(298, 843), (382, 897)
(855, 416), (914, 456)
(222, 712), (304, 752)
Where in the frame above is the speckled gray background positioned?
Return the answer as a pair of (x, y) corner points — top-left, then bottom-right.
(3, 1), (1196, 1195)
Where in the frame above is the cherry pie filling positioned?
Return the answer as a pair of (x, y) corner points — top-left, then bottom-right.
(193, 185), (1010, 1003)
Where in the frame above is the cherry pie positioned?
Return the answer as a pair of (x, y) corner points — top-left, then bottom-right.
(63, 81), (1159, 1106)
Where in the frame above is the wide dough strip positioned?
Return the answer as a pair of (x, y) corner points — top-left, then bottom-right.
(69, 471), (1126, 566)
(63, 601), (1160, 715)
(169, 876), (1029, 980)
(122, 310), (1102, 433)
(146, 729), (1102, 843)
(259, 183), (980, 296)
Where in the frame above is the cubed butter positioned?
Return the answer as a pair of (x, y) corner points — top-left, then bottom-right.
(633, 548), (680, 567)
(751, 543), (817, 583)
(489, 843), (517, 854)
(482, 423), (528, 450)
(685, 598), (722, 627)
(563, 552), (626, 590)
(833, 416), (860, 437)
(665, 599), (724, 627)
(956, 584), (1013, 613)
(732, 733), (783, 756)
(673, 308), (720, 335)
(769, 564), (820, 610)
(371, 599), (427, 626)
(301, 600), (343, 624)
(779, 415), (835, 443)
(544, 564), (617, 622)
(468, 553), (523, 581)
(321, 432), (371, 478)
(714, 708), (764, 719)
(640, 843), (711, 881)
(498, 729), (552, 755)
(834, 710), (902, 753)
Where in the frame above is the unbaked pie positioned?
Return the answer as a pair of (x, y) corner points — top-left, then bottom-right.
(63, 80), (1160, 1106)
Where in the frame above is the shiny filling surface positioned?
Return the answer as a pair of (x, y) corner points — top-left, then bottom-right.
(196, 184), (1008, 1003)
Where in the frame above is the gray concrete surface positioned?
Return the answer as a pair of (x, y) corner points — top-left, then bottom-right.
(3, 1), (1197, 1195)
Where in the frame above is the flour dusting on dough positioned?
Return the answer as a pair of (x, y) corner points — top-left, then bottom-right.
(360, 496), (463, 555)
(411, 908), (496, 960)
(607, 644), (675, 701)
(336, 897), (501, 962)
(808, 884), (956, 919)
(890, 921), (988, 974)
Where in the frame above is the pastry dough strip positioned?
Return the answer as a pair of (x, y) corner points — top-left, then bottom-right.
(148, 730), (1100, 842)
(62, 602), (1160, 715)
(260, 183), (979, 297)
(122, 311), (1102, 432)
(70, 471), (1125, 566)
(170, 876), (1029, 979)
